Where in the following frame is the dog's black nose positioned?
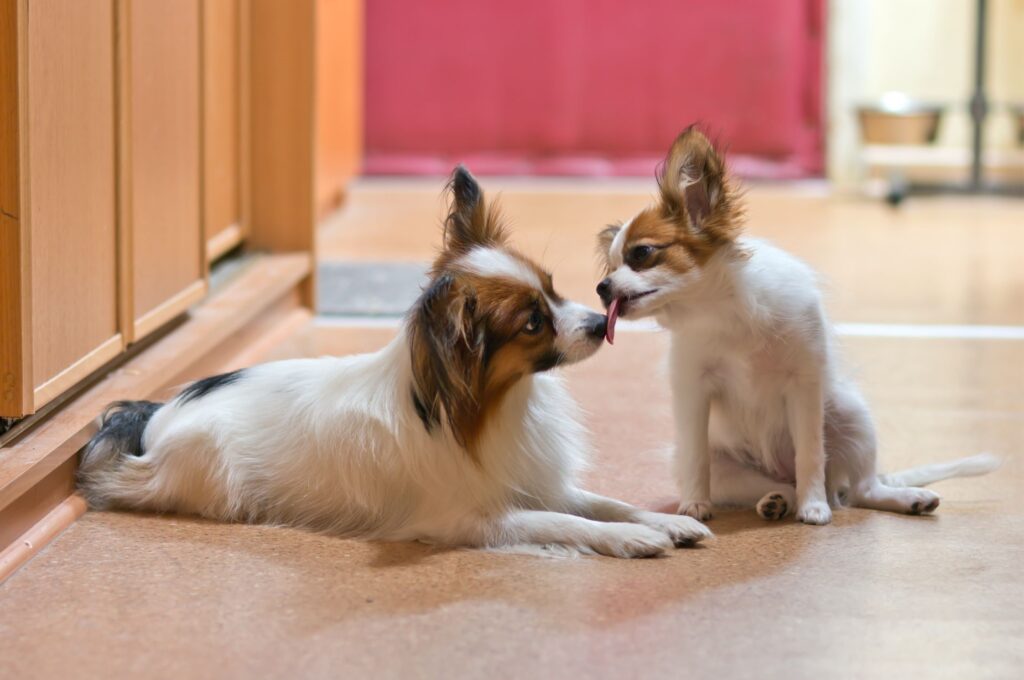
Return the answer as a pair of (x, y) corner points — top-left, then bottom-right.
(596, 278), (613, 306)
(584, 312), (607, 339)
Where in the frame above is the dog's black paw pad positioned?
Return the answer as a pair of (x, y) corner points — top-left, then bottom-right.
(911, 497), (940, 515)
(757, 493), (789, 520)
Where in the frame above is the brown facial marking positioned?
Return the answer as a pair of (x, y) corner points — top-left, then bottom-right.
(596, 126), (745, 277)
(616, 208), (706, 276)
(539, 269), (563, 305)
(443, 272), (560, 455)
(469, 274), (559, 388)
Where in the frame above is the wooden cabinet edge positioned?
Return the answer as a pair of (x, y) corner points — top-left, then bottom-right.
(0, 1), (33, 417)
(206, 222), (244, 262)
(0, 215), (33, 418)
(133, 279), (208, 342)
(115, 0), (134, 345)
(32, 334), (123, 411)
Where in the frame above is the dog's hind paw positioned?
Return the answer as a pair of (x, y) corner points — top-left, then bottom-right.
(907, 489), (940, 515)
(756, 491), (793, 520)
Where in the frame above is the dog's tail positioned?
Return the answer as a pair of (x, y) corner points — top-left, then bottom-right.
(879, 452), (1002, 488)
(78, 400), (163, 509)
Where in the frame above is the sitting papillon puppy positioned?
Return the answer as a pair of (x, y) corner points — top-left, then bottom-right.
(79, 166), (711, 557)
(596, 127), (998, 525)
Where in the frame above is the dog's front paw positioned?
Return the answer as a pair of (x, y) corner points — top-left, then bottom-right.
(640, 512), (713, 547)
(677, 500), (713, 521)
(796, 500), (832, 525)
(756, 490), (795, 521)
(592, 523), (672, 559)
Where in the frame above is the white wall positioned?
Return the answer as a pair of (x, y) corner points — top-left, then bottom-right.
(828, 0), (1024, 187)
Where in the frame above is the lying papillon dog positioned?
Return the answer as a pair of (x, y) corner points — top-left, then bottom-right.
(79, 166), (710, 557)
(596, 127), (998, 524)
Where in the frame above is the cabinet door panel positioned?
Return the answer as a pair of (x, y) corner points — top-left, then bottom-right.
(203, 0), (243, 260)
(315, 0), (362, 219)
(127, 0), (205, 340)
(27, 0), (120, 407)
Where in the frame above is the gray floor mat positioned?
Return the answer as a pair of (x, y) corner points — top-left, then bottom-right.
(318, 261), (429, 316)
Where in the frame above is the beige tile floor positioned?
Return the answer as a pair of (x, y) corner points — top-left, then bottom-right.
(2, 182), (1023, 679)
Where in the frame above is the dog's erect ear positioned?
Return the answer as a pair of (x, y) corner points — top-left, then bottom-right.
(596, 224), (620, 256)
(444, 165), (507, 253)
(658, 126), (740, 242)
(595, 224), (621, 269)
(408, 273), (484, 452)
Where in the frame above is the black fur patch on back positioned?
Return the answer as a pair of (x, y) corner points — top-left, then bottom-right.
(97, 400), (163, 457)
(176, 369), (245, 405)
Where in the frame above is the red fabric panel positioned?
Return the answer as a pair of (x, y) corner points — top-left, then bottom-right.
(365, 1), (824, 177)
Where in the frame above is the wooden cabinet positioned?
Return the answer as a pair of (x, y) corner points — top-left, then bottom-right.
(2, 0), (207, 416)
(1, 0), (363, 419)
(2, 0), (121, 415)
(121, 0), (206, 341)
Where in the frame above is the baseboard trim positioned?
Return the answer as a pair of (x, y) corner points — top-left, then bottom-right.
(0, 493), (86, 584)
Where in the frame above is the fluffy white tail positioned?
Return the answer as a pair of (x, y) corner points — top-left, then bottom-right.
(880, 453), (1002, 488)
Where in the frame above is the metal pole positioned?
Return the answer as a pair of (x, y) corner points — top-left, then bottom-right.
(969, 0), (988, 190)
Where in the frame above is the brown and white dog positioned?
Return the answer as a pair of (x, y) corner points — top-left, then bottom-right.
(78, 166), (711, 557)
(596, 127), (999, 524)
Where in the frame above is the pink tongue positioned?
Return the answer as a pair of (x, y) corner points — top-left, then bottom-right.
(605, 298), (621, 345)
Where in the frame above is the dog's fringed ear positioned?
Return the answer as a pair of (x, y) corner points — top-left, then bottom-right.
(658, 126), (741, 242)
(408, 273), (484, 452)
(595, 224), (621, 270)
(596, 224), (621, 256)
(443, 165), (507, 253)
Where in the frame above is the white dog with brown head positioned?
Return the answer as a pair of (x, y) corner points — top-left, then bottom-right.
(597, 126), (999, 524)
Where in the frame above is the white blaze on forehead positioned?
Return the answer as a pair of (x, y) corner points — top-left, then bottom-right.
(460, 246), (601, 339)
(460, 247), (542, 289)
(608, 218), (633, 268)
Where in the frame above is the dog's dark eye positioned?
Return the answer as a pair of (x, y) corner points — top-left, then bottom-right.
(629, 245), (655, 264)
(523, 309), (544, 335)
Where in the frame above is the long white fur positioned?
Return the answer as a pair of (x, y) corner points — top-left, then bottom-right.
(80, 250), (712, 557)
(605, 235), (1001, 524)
(461, 246), (542, 288)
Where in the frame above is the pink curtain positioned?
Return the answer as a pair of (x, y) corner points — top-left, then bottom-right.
(364, 0), (824, 178)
